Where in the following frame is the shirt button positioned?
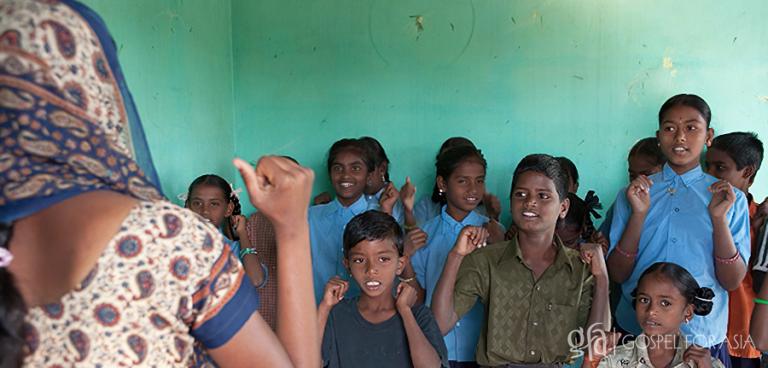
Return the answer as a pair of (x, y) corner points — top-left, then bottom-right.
(535, 285), (541, 291)
(533, 321), (539, 326)
(456, 322), (461, 327)
(547, 304), (553, 311)
(671, 238), (677, 243)
(530, 350), (536, 356)
(674, 207), (680, 212)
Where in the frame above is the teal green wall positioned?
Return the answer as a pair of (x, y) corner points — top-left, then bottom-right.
(82, 0), (236, 202)
(231, 0), (768, 221)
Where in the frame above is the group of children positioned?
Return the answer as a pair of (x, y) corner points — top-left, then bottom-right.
(185, 94), (768, 368)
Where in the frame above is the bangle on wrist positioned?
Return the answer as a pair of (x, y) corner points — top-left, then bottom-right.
(754, 298), (768, 305)
(398, 276), (416, 283)
(714, 252), (740, 265)
(614, 245), (637, 258)
(239, 247), (258, 261)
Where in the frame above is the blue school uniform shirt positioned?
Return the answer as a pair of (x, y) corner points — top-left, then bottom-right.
(365, 186), (404, 224)
(413, 196), (488, 226)
(309, 195), (369, 303)
(608, 164), (751, 347)
(411, 205), (487, 362)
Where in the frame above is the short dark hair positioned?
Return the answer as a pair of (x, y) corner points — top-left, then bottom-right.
(326, 138), (375, 173)
(343, 211), (404, 258)
(710, 132), (764, 183)
(658, 94), (711, 127)
(359, 136), (390, 182)
(628, 137), (665, 166)
(555, 156), (579, 188)
(511, 154), (568, 202)
(634, 262), (714, 316)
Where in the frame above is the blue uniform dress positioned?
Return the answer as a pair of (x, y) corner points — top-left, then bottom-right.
(411, 206), (487, 362)
(608, 164), (751, 347)
(309, 195), (369, 302)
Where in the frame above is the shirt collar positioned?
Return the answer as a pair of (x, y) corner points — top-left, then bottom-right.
(364, 186), (385, 202)
(633, 333), (689, 367)
(499, 234), (576, 272)
(331, 195), (369, 217)
(661, 163), (705, 187)
(439, 205), (484, 233)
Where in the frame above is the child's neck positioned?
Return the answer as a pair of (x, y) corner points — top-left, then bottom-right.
(357, 292), (397, 324)
(337, 194), (363, 208)
(645, 333), (679, 368)
(446, 204), (471, 223)
(668, 162), (699, 176)
(516, 230), (557, 280)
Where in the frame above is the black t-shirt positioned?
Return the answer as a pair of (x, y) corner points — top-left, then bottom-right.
(321, 297), (449, 368)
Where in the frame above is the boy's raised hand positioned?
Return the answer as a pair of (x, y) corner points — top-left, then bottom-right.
(321, 276), (349, 309)
(683, 344), (713, 368)
(399, 177), (416, 212)
(708, 180), (736, 220)
(452, 226), (489, 256)
(234, 156), (314, 229)
(626, 175), (652, 214)
(580, 243), (608, 279)
(483, 193), (502, 221)
(396, 282), (418, 311)
(404, 227), (428, 257)
(379, 182), (400, 215)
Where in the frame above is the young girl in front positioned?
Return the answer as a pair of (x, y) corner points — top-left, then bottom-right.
(403, 145), (504, 367)
(431, 154), (610, 366)
(589, 262), (724, 368)
(607, 94), (751, 359)
(186, 174), (266, 287)
(310, 138), (375, 302)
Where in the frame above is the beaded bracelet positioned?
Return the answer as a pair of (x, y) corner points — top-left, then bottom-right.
(614, 245), (637, 258)
(398, 276), (416, 283)
(755, 298), (768, 305)
(239, 247), (259, 261)
(714, 252), (740, 265)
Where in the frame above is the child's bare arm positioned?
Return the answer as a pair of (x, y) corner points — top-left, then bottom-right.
(400, 259), (427, 305)
(432, 226), (488, 334)
(581, 243), (611, 334)
(398, 284), (442, 368)
(400, 177), (418, 228)
(234, 215), (267, 286)
(708, 181), (747, 290)
(317, 277), (348, 348)
(750, 277), (768, 351)
(607, 176), (651, 283)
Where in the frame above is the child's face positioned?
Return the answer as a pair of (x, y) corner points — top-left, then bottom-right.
(628, 154), (663, 182)
(187, 184), (233, 227)
(705, 147), (751, 192)
(330, 149), (371, 206)
(365, 163), (387, 195)
(635, 273), (693, 337)
(344, 239), (403, 298)
(510, 171), (569, 234)
(656, 105), (714, 174)
(437, 160), (486, 220)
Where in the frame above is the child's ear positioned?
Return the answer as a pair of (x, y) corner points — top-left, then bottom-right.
(436, 176), (447, 193)
(225, 201), (234, 217)
(343, 258), (350, 270)
(559, 197), (570, 219)
(743, 165), (756, 181)
(683, 304), (694, 323)
(705, 128), (715, 147)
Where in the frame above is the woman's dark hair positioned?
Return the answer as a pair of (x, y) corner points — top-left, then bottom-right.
(658, 94), (711, 127)
(554, 156), (578, 190)
(628, 137), (666, 166)
(430, 137), (477, 203)
(0, 223), (26, 368)
(185, 174), (242, 240)
(359, 136), (390, 182)
(557, 191), (601, 240)
(343, 211), (404, 257)
(326, 138), (375, 174)
(511, 154), (569, 202)
(634, 262), (715, 316)
(431, 146), (487, 204)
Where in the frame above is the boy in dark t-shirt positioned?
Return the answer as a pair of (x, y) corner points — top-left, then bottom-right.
(318, 211), (448, 368)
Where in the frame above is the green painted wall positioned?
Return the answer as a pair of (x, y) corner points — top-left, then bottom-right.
(82, 0), (236, 202)
(231, 0), (768, 222)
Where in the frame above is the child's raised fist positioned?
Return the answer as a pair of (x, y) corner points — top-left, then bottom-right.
(708, 180), (736, 220)
(626, 175), (652, 215)
(452, 226), (489, 257)
(396, 282), (418, 311)
(234, 156), (314, 229)
(321, 276), (349, 309)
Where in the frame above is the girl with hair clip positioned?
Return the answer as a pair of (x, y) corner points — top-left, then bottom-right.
(587, 262), (725, 368)
(186, 174), (267, 287)
(557, 191), (607, 252)
(0, 1), (318, 366)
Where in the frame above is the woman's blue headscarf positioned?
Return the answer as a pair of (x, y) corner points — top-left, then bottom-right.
(0, 0), (164, 223)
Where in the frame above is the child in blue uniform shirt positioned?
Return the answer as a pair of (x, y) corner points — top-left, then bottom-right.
(607, 94), (751, 363)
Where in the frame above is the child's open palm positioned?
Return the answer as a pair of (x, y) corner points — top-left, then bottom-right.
(452, 226), (489, 256)
(708, 180), (736, 220)
(625, 175), (652, 214)
(234, 156), (314, 229)
(321, 276), (349, 309)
